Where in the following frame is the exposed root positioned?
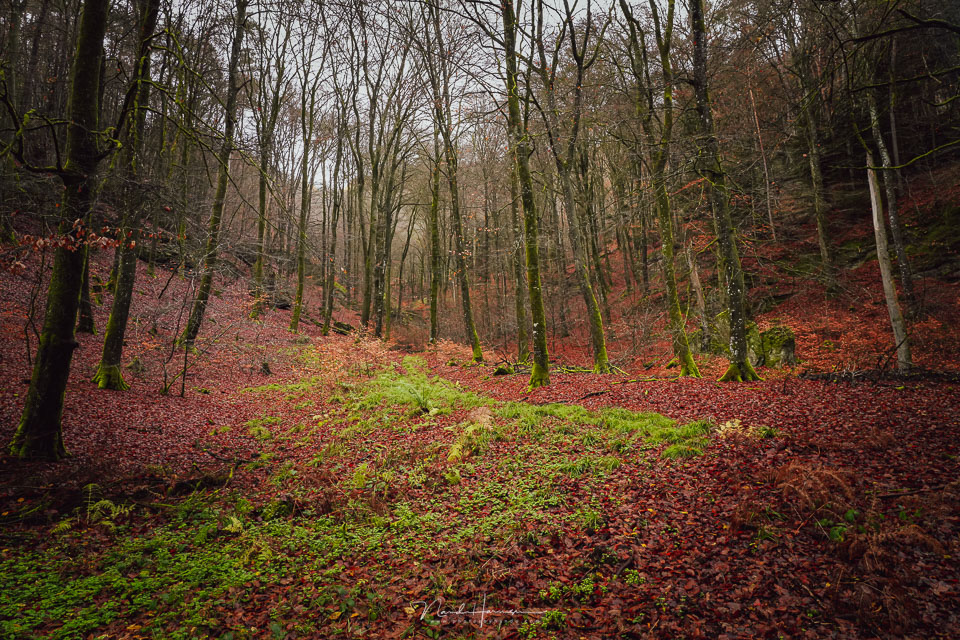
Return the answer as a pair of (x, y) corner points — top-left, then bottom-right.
(92, 363), (130, 391)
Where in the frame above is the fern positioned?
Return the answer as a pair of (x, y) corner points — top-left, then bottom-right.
(51, 518), (75, 534)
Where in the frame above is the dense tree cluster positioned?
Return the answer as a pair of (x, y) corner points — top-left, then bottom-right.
(1, 0), (958, 458)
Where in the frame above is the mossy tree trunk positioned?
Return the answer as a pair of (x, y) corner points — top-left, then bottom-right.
(690, 0), (758, 382)
(619, 0), (699, 377)
(372, 159), (399, 338)
(181, 0), (247, 347)
(322, 114), (346, 336)
(290, 87), (316, 334)
(501, 0), (548, 387)
(533, 0), (609, 374)
(93, 0), (160, 391)
(428, 126), (442, 344)
(8, 0), (109, 460)
(559, 168), (610, 373)
(510, 163), (530, 363)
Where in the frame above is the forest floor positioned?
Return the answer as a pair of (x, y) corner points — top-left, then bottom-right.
(0, 250), (958, 640)
(1, 177), (960, 639)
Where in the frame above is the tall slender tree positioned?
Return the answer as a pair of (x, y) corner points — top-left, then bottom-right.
(618, 0), (700, 377)
(7, 0), (111, 459)
(500, 0), (550, 387)
(531, 0), (610, 373)
(93, 0), (162, 390)
(181, 0), (249, 347)
(689, 0), (759, 382)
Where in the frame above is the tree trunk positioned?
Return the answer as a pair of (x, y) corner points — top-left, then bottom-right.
(322, 121), (346, 335)
(690, 0), (757, 382)
(748, 88), (776, 242)
(181, 0), (247, 347)
(866, 89), (915, 313)
(93, 0), (160, 390)
(429, 129), (441, 344)
(801, 81), (835, 289)
(559, 167), (609, 372)
(502, 0), (548, 387)
(619, 0), (698, 376)
(867, 151), (910, 373)
(510, 164), (530, 363)
(8, 0), (110, 460)
(290, 127), (311, 333)
(75, 255), (95, 334)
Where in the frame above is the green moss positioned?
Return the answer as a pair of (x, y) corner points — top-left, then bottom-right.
(245, 416), (281, 440)
(92, 364), (129, 391)
(757, 325), (797, 368)
(353, 357), (490, 417)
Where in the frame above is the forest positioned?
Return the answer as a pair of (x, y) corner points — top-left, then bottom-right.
(0, 0), (959, 637)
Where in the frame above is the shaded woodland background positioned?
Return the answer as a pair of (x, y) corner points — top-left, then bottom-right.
(1, 0), (960, 449)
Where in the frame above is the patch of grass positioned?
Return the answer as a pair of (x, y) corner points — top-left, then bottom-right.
(496, 401), (599, 429)
(241, 377), (322, 400)
(496, 403), (711, 459)
(661, 443), (704, 459)
(600, 407), (676, 434)
(245, 415), (282, 440)
(554, 454), (622, 478)
(353, 357), (490, 417)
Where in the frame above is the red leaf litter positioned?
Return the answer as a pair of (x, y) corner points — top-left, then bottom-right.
(0, 240), (959, 640)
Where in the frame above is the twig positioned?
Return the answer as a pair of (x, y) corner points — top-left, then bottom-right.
(613, 377), (663, 384)
(875, 484), (948, 499)
(578, 390), (609, 401)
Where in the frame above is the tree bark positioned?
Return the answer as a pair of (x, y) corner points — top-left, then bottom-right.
(8, 0), (110, 460)
(690, 0), (757, 382)
(428, 2), (481, 362)
(510, 163), (530, 363)
(429, 128), (442, 344)
(619, 0), (699, 377)
(502, 0), (549, 387)
(866, 89), (915, 313)
(867, 150), (910, 373)
(181, 0), (247, 347)
(93, 0), (160, 390)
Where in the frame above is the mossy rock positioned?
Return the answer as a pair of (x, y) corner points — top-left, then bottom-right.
(757, 325), (797, 368)
(331, 320), (354, 336)
(493, 363), (514, 376)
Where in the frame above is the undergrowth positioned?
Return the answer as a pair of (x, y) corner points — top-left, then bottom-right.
(1, 356), (721, 639)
